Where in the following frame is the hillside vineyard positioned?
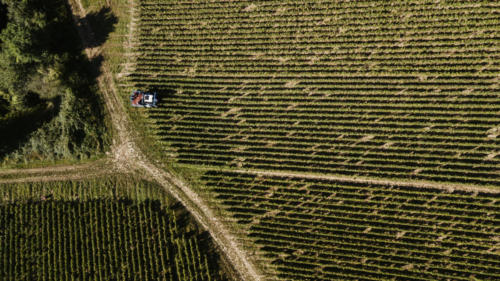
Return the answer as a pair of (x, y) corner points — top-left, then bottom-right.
(130, 0), (499, 187)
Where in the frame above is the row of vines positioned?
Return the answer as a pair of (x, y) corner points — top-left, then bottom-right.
(202, 170), (500, 281)
(0, 177), (228, 281)
(128, 0), (499, 186)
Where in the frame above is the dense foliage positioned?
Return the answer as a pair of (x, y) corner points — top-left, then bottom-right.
(0, 0), (109, 164)
(0, 177), (229, 281)
(129, 0), (499, 186)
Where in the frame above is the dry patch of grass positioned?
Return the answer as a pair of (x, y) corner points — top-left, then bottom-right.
(284, 80), (299, 88)
(243, 3), (257, 12)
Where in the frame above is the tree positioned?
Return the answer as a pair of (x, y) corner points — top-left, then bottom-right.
(0, 0), (62, 108)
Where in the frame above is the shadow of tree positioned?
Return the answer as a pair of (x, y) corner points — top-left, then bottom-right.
(0, 96), (61, 157)
(0, 2), (7, 32)
(78, 7), (118, 48)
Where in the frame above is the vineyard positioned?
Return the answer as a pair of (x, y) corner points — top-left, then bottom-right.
(201, 170), (500, 281)
(1, 0), (499, 280)
(118, 0), (500, 280)
(128, 0), (500, 187)
(0, 177), (229, 281)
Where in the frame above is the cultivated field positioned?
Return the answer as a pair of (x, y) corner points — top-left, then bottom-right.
(0, 0), (498, 280)
(202, 170), (500, 280)
(130, 0), (499, 187)
(124, 0), (500, 280)
(0, 177), (229, 281)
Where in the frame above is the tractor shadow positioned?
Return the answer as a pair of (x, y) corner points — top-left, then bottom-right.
(148, 87), (176, 107)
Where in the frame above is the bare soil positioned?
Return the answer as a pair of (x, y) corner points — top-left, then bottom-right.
(0, 161), (98, 176)
(230, 168), (500, 194)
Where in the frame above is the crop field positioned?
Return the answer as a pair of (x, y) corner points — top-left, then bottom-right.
(201, 170), (500, 281)
(0, 178), (228, 281)
(128, 0), (500, 186)
(122, 0), (500, 280)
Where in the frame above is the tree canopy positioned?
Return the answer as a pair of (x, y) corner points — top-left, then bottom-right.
(0, 0), (110, 164)
(0, 0), (79, 107)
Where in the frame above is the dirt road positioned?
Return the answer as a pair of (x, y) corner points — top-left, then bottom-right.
(0, 161), (97, 176)
(67, 1), (264, 280)
(230, 169), (500, 194)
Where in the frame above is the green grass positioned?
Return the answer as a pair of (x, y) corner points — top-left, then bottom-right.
(80, 0), (132, 73)
(77, 0), (172, 168)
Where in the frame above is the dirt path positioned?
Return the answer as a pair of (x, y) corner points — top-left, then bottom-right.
(0, 169), (112, 185)
(67, 1), (263, 280)
(0, 158), (110, 184)
(230, 169), (500, 194)
(0, 161), (99, 176)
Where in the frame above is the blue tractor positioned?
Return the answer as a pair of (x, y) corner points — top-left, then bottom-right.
(130, 90), (158, 108)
